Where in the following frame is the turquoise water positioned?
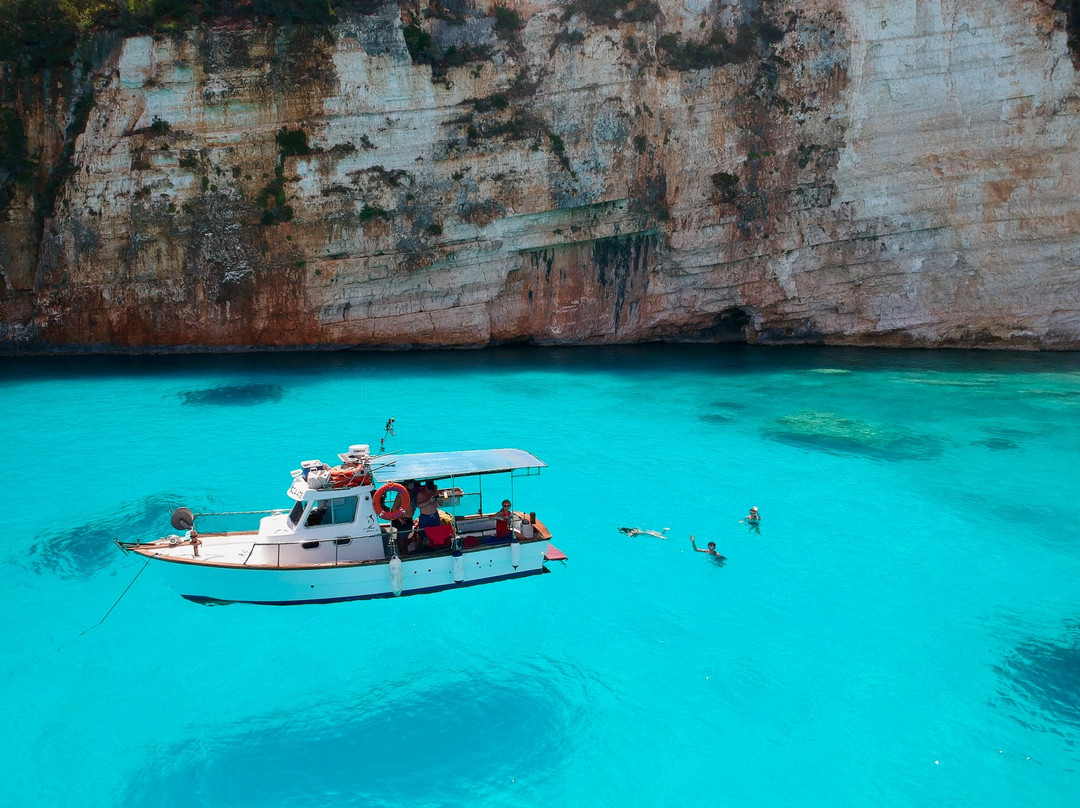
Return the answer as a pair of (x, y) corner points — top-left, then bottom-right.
(2, 346), (1079, 807)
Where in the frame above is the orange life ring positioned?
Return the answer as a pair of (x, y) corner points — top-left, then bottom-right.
(373, 482), (411, 520)
(331, 467), (371, 489)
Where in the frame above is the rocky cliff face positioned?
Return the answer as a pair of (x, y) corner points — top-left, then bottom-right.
(2, 0), (1079, 352)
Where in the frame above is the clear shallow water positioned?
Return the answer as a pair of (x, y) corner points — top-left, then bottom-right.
(2, 345), (1079, 807)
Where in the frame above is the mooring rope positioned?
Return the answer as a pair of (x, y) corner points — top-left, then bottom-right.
(59, 555), (154, 651)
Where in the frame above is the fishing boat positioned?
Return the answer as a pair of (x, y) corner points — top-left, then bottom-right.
(117, 443), (566, 605)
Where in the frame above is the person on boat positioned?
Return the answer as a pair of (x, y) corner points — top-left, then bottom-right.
(392, 479), (418, 554)
(690, 535), (721, 555)
(416, 480), (441, 530)
(495, 500), (513, 541)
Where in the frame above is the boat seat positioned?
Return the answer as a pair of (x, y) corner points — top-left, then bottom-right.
(423, 524), (453, 549)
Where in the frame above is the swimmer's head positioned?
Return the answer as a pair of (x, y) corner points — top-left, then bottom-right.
(750, 507), (758, 513)
(707, 541), (716, 550)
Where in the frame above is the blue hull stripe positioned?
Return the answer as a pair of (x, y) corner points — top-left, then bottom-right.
(181, 567), (547, 606)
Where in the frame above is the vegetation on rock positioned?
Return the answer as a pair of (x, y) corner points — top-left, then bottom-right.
(0, 0), (341, 69)
(561, 0), (659, 26)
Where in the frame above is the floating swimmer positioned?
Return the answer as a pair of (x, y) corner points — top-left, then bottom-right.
(618, 527), (670, 539)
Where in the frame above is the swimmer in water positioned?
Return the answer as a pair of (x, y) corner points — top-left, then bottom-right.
(690, 535), (722, 556)
(618, 527), (669, 539)
(740, 506), (761, 534)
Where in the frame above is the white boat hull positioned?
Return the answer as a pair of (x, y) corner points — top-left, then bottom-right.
(135, 541), (552, 605)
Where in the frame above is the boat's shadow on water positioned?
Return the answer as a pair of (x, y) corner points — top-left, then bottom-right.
(122, 666), (579, 807)
(20, 496), (180, 580)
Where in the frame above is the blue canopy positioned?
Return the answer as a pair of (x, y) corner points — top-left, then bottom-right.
(371, 449), (546, 483)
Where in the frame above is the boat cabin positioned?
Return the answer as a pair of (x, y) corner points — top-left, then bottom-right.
(242, 447), (548, 566)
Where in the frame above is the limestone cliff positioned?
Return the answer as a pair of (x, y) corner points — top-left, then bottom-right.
(2, 0), (1079, 352)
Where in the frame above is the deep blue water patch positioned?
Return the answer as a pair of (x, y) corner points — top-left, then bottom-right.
(123, 669), (568, 808)
(23, 495), (177, 579)
(180, 383), (285, 406)
(995, 622), (1080, 734)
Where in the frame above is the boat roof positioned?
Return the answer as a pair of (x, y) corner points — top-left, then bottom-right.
(371, 449), (546, 482)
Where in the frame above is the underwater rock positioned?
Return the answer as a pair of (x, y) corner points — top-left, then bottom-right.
(699, 413), (733, 424)
(972, 437), (1020, 451)
(709, 401), (749, 411)
(762, 410), (940, 460)
(26, 495), (178, 579)
(181, 383), (284, 406)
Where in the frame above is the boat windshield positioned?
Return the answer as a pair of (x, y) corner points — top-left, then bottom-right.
(287, 500), (306, 527)
(305, 497), (359, 527)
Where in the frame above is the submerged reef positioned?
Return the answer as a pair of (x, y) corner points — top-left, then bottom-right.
(180, 383), (285, 406)
(762, 410), (941, 460)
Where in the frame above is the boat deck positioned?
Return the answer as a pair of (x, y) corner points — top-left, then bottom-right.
(126, 519), (552, 570)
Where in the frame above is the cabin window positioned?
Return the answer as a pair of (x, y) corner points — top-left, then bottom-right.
(329, 496), (358, 525)
(305, 497), (358, 528)
(334, 538), (351, 546)
(305, 504), (329, 527)
(301, 541), (320, 550)
(287, 501), (306, 527)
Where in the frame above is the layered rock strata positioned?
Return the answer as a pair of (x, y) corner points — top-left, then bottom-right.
(1, 0), (1079, 352)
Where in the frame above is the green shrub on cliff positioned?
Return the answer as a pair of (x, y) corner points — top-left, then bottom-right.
(0, 106), (31, 211)
(276, 126), (310, 157)
(0, 0), (342, 70)
(656, 30), (755, 71)
(1057, 1), (1080, 65)
(251, 0), (335, 25)
(562, 0), (659, 26)
(0, 0), (82, 68)
(493, 5), (522, 38)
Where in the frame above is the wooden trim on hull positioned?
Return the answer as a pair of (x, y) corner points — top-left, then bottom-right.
(181, 567), (548, 606)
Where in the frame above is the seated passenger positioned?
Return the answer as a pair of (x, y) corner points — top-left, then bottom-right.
(495, 500), (513, 541)
(305, 505), (327, 527)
